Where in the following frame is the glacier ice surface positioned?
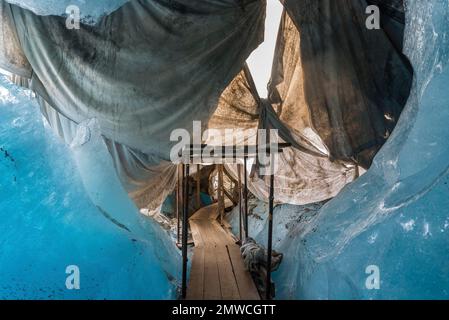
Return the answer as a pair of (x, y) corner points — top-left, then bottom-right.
(0, 75), (179, 299)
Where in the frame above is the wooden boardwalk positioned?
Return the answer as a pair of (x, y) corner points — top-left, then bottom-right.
(186, 203), (260, 300)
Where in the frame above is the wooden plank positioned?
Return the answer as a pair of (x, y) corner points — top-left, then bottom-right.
(203, 246), (222, 299)
(194, 220), (210, 243)
(211, 220), (235, 245)
(187, 198), (260, 300)
(215, 246), (240, 300)
(203, 221), (222, 247)
(191, 203), (218, 221)
(227, 244), (260, 300)
(209, 219), (233, 247)
(190, 220), (204, 247)
(186, 247), (205, 300)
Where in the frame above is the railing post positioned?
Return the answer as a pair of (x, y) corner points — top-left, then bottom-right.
(243, 156), (249, 239)
(196, 164), (201, 210)
(217, 164), (225, 224)
(266, 154), (275, 300)
(176, 165), (181, 244)
(181, 163), (190, 299)
(237, 164), (242, 242)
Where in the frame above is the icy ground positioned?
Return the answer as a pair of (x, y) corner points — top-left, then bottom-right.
(0, 75), (179, 299)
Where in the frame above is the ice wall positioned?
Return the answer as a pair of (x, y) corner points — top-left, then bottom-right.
(4, 0), (128, 23)
(0, 75), (179, 299)
(270, 0), (449, 299)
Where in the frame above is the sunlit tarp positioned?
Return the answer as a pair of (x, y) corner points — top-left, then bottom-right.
(216, 0), (412, 205)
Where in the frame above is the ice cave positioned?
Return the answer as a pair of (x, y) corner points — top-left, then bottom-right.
(0, 0), (448, 301)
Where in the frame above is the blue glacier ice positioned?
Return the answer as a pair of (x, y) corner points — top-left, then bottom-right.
(227, 0), (449, 300)
(280, 0), (449, 299)
(0, 75), (179, 299)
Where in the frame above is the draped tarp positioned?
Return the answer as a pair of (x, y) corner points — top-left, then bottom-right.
(1, 0), (413, 209)
(1, 0), (265, 156)
(0, 0), (266, 210)
(272, 0), (412, 168)
(0, 1), (31, 77)
(206, 66), (260, 146)
(366, 0), (406, 51)
(37, 96), (177, 209)
(208, 67), (359, 205)
(211, 0), (412, 205)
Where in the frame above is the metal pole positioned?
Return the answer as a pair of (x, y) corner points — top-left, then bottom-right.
(176, 165), (181, 244)
(196, 164), (201, 209)
(266, 157), (275, 300)
(237, 164), (242, 242)
(181, 163), (190, 299)
(218, 165), (225, 224)
(243, 156), (248, 239)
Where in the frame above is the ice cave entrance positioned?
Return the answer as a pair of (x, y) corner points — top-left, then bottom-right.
(1, 0), (448, 301)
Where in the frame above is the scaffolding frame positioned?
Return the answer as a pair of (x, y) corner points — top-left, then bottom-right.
(177, 143), (291, 300)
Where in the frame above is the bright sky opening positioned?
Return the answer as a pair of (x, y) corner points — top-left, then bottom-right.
(246, 0), (284, 99)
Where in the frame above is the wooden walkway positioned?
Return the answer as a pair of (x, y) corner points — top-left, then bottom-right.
(186, 203), (260, 300)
